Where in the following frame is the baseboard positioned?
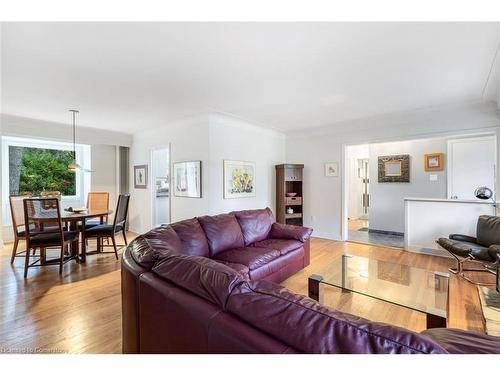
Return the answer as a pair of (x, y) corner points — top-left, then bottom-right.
(368, 229), (404, 237)
(311, 232), (342, 241)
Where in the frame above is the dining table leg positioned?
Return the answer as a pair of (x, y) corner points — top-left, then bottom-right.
(69, 221), (79, 258)
(80, 218), (87, 263)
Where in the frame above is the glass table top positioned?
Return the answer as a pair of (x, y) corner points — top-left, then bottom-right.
(314, 254), (449, 318)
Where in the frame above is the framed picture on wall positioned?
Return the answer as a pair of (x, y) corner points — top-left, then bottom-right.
(223, 160), (256, 199)
(134, 165), (148, 189)
(324, 162), (339, 177)
(378, 155), (410, 183)
(173, 160), (202, 198)
(424, 153), (444, 172)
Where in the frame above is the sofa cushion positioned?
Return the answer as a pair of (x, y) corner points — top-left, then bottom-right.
(269, 222), (313, 243)
(213, 247), (280, 271)
(233, 207), (275, 246)
(421, 328), (500, 354)
(129, 225), (182, 269)
(171, 218), (210, 257)
(212, 260), (250, 280)
(249, 247), (304, 281)
(152, 252), (246, 308)
(226, 281), (447, 354)
(198, 214), (245, 256)
(252, 238), (303, 256)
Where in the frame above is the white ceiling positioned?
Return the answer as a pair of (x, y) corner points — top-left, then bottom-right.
(2, 22), (500, 134)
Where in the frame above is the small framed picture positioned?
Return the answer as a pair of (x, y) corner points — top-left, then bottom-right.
(325, 162), (339, 177)
(173, 161), (202, 198)
(134, 165), (148, 189)
(424, 153), (444, 172)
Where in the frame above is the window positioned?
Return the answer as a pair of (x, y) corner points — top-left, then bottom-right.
(2, 136), (91, 225)
(9, 146), (76, 196)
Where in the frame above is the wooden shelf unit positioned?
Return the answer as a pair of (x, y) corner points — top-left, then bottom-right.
(275, 164), (304, 226)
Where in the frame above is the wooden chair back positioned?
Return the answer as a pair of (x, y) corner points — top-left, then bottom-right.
(23, 198), (65, 248)
(113, 194), (130, 230)
(9, 193), (33, 237)
(87, 192), (109, 212)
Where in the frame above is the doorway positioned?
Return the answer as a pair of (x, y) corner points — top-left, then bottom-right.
(151, 146), (171, 227)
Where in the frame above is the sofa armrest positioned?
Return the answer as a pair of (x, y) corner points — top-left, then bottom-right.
(269, 222), (313, 243)
(449, 234), (477, 243)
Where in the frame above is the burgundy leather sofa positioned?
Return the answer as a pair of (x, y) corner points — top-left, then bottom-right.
(121, 208), (500, 354)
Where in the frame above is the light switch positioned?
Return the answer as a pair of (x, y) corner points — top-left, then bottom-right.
(429, 174), (438, 181)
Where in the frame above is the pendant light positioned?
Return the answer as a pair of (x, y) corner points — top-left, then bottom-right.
(68, 109), (81, 172)
(68, 109), (92, 173)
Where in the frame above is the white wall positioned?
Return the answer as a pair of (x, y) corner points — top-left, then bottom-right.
(286, 101), (500, 240)
(207, 114), (285, 215)
(368, 137), (447, 234)
(91, 144), (118, 221)
(128, 115), (210, 233)
(128, 113), (286, 234)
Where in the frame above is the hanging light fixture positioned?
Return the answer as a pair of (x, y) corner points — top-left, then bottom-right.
(67, 109), (92, 173)
(68, 109), (81, 172)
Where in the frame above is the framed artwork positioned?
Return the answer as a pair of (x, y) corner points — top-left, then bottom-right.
(134, 165), (148, 189)
(325, 162), (339, 177)
(173, 161), (202, 198)
(424, 153), (444, 172)
(378, 155), (410, 183)
(223, 160), (256, 199)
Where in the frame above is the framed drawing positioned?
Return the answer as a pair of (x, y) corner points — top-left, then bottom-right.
(173, 161), (202, 198)
(325, 162), (339, 177)
(134, 165), (148, 189)
(223, 160), (256, 199)
(424, 153), (444, 172)
(378, 155), (410, 183)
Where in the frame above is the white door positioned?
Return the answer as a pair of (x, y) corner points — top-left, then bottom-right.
(447, 136), (496, 200)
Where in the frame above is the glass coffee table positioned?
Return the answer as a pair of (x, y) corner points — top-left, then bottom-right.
(308, 254), (450, 329)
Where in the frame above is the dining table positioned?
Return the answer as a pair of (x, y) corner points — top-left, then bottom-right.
(61, 209), (113, 262)
(32, 208), (113, 264)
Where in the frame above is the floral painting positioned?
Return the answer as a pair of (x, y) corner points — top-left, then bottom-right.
(223, 160), (256, 199)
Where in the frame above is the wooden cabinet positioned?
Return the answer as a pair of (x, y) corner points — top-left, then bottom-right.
(275, 164), (304, 226)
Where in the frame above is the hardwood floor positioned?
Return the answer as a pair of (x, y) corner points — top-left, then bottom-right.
(0, 236), (493, 353)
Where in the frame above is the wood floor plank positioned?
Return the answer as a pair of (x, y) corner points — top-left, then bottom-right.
(0, 235), (492, 353)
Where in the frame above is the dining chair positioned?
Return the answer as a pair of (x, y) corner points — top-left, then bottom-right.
(9, 193), (33, 264)
(23, 198), (79, 278)
(83, 194), (130, 259)
(85, 192), (110, 228)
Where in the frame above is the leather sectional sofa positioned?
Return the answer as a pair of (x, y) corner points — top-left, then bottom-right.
(121, 208), (500, 354)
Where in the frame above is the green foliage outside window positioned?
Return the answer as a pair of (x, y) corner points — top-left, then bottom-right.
(9, 146), (76, 196)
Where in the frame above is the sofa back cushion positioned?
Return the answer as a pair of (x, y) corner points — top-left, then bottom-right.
(129, 225), (182, 269)
(171, 218), (210, 257)
(152, 252), (246, 308)
(226, 281), (446, 354)
(233, 207), (275, 246)
(198, 214), (245, 256)
(476, 215), (500, 247)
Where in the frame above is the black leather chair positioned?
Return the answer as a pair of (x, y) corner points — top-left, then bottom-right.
(437, 215), (500, 290)
(83, 194), (130, 259)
